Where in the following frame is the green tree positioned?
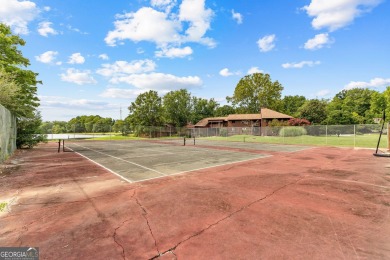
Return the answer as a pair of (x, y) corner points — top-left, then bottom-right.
(298, 99), (328, 124)
(128, 90), (164, 128)
(0, 68), (22, 113)
(370, 91), (386, 117)
(0, 23), (40, 118)
(279, 95), (306, 117)
(191, 97), (219, 124)
(0, 23), (43, 148)
(163, 89), (192, 127)
(113, 119), (131, 136)
(227, 73), (283, 113)
(214, 105), (235, 117)
(16, 111), (46, 148)
(324, 110), (356, 125)
(382, 86), (390, 119)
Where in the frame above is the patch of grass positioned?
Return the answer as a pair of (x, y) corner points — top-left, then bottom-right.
(0, 202), (7, 212)
(199, 134), (387, 148)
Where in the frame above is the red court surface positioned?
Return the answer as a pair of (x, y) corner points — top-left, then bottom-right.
(0, 142), (389, 259)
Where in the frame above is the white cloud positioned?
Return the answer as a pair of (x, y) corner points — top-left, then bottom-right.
(151, 0), (177, 13)
(35, 51), (59, 64)
(96, 60), (156, 77)
(179, 0), (214, 45)
(109, 73), (203, 91)
(247, 67), (264, 74)
(105, 7), (181, 46)
(219, 68), (232, 77)
(0, 0), (40, 34)
(68, 53), (85, 64)
(100, 88), (146, 99)
(38, 21), (58, 37)
(66, 25), (88, 35)
(304, 33), (333, 50)
(257, 34), (276, 52)
(155, 46), (193, 58)
(60, 69), (97, 85)
(43, 6), (51, 12)
(219, 68), (240, 77)
(344, 77), (390, 90)
(316, 89), (331, 97)
(105, 0), (215, 49)
(231, 9), (243, 24)
(40, 96), (109, 109)
(302, 0), (382, 32)
(282, 61), (321, 69)
(39, 96), (119, 121)
(98, 54), (109, 60)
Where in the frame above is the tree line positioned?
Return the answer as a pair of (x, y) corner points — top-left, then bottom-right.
(1, 22), (389, 144)
(42, 80), (390, 137)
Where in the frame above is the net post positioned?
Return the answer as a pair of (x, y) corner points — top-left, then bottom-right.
(62, 139), (65, 152)
(58, 139), (61, 153)
(184, 137), (186, 146)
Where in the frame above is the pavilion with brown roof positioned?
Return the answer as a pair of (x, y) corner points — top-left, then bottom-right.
(193, 108), (293, 128)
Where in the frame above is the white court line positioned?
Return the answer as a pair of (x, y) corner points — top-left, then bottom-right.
(66, 147), (133, 183)
(69, 143), (167, 177)
(193, 141), (313, 153)
(114, 143), (175, 155)
(303, 176), (390, 189)
(131, 154), (272, 184)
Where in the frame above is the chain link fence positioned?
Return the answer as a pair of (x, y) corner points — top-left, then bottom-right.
(0, 104), (17, 162)
(41, 123), (388, 149)
(188, 124), (388, 149)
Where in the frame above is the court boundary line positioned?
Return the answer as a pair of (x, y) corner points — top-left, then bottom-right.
(303, 176), (390, 189)
(66, 147), (133, 183)
(131, 154), (273, 184)
(193, 140), (313, 153)
(69, 143), (167, 177)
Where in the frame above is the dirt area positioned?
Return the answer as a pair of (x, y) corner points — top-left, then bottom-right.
(0, 143), (389, 259)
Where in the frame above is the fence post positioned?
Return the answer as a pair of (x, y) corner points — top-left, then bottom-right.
(326, 125), (328, 145)
(354, 125), (356, 148)
(388, 123), (390, 151)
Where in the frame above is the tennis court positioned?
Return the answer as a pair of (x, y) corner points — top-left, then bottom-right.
(1, 141), (389, 259)
(64, 139), (308, 183)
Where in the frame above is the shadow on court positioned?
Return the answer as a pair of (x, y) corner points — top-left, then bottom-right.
(0, 142), (389, 259)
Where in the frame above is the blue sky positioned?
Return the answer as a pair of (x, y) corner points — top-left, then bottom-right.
(1, 0), (389, 121)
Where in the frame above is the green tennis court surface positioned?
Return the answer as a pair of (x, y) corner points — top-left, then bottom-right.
(64, 140), (310, 182)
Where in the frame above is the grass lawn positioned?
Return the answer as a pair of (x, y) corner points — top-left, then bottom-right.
(199, 134), (388, 149)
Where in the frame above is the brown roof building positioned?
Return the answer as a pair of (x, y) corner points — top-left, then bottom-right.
(193, 108), (293, 128)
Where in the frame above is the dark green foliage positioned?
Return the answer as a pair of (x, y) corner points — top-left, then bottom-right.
(227, 73), (283, 113)
(214, 105), (235, 117)
(0, 23), (42, 148)
(163, 89), (192, 127)
(190, 97), (218, 124)
(280, 95), (306, 117)
(298, 99), (328, 124)
(16, 112), (46, 148)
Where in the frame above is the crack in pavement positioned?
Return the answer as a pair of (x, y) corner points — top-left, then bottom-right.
(135, 197), (160, 256)
(149, 176), (305, 259)
(112, 190), (137, 260)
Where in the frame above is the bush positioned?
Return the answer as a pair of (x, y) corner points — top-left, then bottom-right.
(288, 118), (311, 126)
(219, 128), (228, 137)
(279, 126), (307, 137)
